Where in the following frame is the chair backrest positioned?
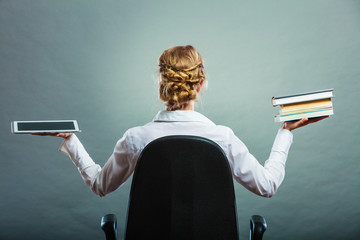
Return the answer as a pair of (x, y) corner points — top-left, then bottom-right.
(125, 135), (239, 240)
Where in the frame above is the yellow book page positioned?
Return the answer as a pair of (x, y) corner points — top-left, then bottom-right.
(280, 98), (333, 114)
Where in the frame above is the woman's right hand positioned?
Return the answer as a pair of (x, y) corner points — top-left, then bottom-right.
(32, 132), (73, 139)
(281, 116), (329, 132)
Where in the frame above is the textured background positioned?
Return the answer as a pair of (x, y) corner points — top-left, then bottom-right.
(1, 0), (359, 239)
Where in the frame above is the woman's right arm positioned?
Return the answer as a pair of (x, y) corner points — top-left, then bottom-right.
(228, 127), (293, 198)
(228, 116), (328, 197)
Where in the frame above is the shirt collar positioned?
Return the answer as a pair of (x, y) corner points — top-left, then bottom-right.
(153, 110), (215, 125)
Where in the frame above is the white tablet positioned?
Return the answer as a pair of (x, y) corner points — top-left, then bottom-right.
(11, 120), (80, 134)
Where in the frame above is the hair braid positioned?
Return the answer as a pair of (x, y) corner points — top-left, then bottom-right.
(158, 45), (206, 110)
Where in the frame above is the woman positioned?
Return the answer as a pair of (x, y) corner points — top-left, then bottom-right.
(42, 45), (327, 197)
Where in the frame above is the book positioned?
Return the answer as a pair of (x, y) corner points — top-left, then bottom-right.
(274, 109), (334, 122)
(272, 88), (334, 106)
(279, 98), (333, 115)
(272, 89), (334, 122)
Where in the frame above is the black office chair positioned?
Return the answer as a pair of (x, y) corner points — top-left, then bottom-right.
(101, 135), (267, 240)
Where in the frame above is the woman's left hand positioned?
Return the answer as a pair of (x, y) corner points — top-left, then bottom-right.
(32, 132), (73, 139)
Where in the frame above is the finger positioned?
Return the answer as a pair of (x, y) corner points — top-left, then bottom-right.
(56, 133), (73, 138)
(295, 118), (309, 127)
(65, 133), (73, 138)
(305, 116), (329, 124)
(311, 116), (330, 122)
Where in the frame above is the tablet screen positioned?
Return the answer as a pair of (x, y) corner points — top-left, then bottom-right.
(17, 121), (76, 131)
(12, 120), (80, 134)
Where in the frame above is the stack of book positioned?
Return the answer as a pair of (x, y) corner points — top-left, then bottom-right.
(272, 89), (334, 122)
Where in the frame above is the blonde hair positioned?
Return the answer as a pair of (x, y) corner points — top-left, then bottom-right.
(158, 45), (206, 110)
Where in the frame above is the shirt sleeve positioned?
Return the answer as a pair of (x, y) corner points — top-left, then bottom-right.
(229, 128), (293, 197)
(59, 132), (140, 197)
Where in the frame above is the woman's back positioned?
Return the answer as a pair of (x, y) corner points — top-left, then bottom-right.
(37, 45), (327, 198)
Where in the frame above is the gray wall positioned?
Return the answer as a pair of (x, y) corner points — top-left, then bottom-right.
(1, 1), (359, 239)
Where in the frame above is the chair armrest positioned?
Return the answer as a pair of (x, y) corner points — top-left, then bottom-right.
(250, 215), (267, 240)
(101, 214), (117, 240)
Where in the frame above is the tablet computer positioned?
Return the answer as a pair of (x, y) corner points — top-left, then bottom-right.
(11, 120), (80, 134)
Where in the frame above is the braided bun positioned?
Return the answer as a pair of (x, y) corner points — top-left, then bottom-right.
(158, 45), (206, 110)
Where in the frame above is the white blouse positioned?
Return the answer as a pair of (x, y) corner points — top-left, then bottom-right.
(60, 110), (293, 197)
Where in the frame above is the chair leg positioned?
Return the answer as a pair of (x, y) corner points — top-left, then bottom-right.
(101, 214), (117, 240)
(250, 215), (267, 240)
